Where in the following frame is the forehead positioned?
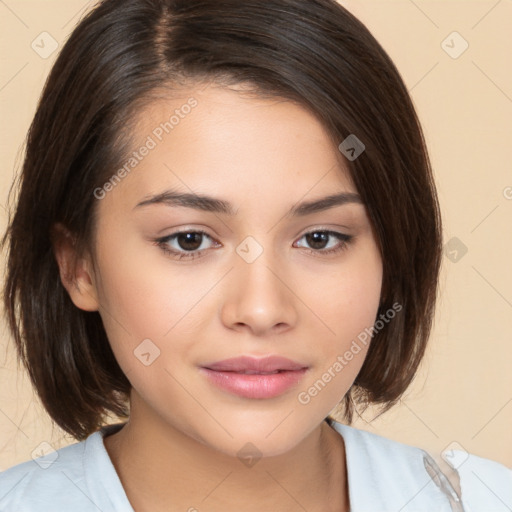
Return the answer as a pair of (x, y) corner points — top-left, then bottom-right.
(99, 83), (358, 213)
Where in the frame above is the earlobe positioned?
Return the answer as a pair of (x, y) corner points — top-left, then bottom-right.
(51, 222), (100, 312)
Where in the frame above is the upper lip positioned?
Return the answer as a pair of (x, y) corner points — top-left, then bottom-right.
(203, 356), (307, 373)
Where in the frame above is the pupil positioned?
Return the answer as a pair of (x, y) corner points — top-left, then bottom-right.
(306, 232), (328, 249)
(178, 233), (202, 251)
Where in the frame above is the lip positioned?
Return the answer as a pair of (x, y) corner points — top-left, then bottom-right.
(200, 356), (309, 399)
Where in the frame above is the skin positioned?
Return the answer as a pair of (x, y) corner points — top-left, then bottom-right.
(53, 82), (383, 512)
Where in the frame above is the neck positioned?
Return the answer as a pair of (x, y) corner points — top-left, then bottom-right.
(104, 394), (349, 512)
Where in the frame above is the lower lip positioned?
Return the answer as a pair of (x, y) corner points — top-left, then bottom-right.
(200, 368), (308, 399)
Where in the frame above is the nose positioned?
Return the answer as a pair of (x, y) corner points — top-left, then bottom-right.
(220, 252), (298, 337)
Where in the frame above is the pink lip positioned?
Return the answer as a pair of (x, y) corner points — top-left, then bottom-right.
(200, 356), (309, 399)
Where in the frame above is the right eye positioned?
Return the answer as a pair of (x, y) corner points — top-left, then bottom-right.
(153, 230), (221, 260)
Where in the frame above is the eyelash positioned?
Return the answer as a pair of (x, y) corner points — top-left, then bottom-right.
(153, 229), (354, 261)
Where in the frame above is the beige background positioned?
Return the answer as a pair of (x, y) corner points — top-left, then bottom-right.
(0, 0), (511, 471)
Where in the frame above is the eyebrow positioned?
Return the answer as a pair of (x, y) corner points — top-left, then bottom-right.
(133, 190), (363, 216)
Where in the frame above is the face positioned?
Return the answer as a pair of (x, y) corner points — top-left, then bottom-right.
(82, 83), (382, 457)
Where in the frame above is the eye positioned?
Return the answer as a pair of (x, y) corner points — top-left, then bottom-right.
(294, 230), (353, 256)
(153, 228), (354, 261)
(154, 230), (219, 261)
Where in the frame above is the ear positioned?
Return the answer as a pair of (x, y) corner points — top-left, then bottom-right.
(51, 222), (100, 312)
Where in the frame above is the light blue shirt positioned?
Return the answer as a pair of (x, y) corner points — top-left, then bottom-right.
(1, 420), (511, 511)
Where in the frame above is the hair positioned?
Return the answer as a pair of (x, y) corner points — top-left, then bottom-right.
(1, 0), (442, 441)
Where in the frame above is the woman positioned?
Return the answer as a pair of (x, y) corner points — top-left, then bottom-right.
(1, 0), (510, 510)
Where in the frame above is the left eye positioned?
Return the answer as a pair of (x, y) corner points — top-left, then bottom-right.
(294, 230), (351, 252)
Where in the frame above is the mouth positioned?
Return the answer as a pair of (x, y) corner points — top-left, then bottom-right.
(200, 355), (309, 399)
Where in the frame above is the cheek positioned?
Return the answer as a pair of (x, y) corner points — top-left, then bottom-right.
(295, 251), (382, 414)
(93, 225), (206, 335)
(309, 245), (383, 347)
(91, 228), (230, 387)
(300, 243), (382, 404)
(90, 229), (178, 367)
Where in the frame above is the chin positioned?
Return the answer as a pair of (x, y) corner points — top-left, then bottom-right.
(188, 412), (319, 460)
(207, 433), (302, 460)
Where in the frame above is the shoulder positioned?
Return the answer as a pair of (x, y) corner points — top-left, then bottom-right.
(0, 434), (91, 511)
(331, 421), (512, 512)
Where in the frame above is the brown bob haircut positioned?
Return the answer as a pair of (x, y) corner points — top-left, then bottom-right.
(1, 0), (442, 441)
